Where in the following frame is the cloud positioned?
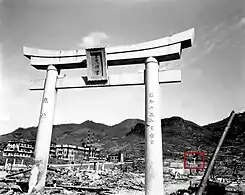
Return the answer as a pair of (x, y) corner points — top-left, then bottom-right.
(204, 42), (216, 54)
(234, 16), (245, 29)
(209, 23), (225, 34)
(78, 32), (109, 48)
(239, 17), (245, 27)
(188, 18), (241, 65)
(189, 41), (220, 65)
(160, 60), (185, 70)
(102, 0), (173, 4)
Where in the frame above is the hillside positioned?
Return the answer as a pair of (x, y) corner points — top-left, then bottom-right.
(203, 112), (245, 145)
(1, 111), (245, 161)
(124, 116), (214, 159)
(203, 112), (245, 162)
(0, 121), (110, 148)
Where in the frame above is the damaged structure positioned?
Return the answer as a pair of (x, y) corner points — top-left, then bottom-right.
(2, 140), (101, 171)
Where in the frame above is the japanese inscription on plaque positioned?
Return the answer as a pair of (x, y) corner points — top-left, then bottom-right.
(91, 53), (102, 76)
(86, 48), (108, 81)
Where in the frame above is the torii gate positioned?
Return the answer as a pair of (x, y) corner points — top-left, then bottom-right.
(23, 28), (194, 195)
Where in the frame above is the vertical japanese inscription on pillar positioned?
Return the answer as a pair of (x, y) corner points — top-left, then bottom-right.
(86, 47), (108, 82)
(40, 97), (48, 120)
(43, 98), (48, 104)
(148, 92), (155, 144)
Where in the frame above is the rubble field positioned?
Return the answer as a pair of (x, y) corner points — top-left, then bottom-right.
(0, 165), (191, 195)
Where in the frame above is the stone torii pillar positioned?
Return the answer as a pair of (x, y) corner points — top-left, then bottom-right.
(28, 65), (59, 193)
(23, 28), (194, 194)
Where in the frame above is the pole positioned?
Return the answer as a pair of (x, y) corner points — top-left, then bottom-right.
(4, 158), (8, 170)
(145, 57), (164, 195)
(10, 157), (13, 172)
(28, 65), (58, 194)
(195, 110), (236, 195)
(13, 158), (16, 169)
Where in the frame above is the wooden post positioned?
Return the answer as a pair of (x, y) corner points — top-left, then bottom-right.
(145, 57), (164, 195)
(28, 65), (58, 193)
(195, 111), (236, 195)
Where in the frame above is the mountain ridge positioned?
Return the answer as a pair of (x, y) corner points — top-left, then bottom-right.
(1, 112), (245, 160)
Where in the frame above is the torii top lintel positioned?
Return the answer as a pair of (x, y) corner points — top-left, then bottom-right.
(23, 28), (194, 70)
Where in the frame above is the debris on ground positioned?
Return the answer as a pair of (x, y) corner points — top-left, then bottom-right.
(0, 165), (146, 195)
(1, 164), (244, 195)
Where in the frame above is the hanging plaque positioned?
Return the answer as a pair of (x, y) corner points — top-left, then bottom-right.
(86, 47), (108, 82)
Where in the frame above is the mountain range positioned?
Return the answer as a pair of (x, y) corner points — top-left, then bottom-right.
(1, 111), (245, 161)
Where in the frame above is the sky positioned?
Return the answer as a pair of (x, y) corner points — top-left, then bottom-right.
(0, 0), (245, 135)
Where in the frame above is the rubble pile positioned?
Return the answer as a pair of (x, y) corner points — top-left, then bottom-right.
(0, 179), (23, 195)
(119, 160), (145, 174)
(0, 166), (145, 195)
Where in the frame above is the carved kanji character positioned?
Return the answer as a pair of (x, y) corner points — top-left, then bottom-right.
(149, 133), (154, 139)
(149, 119), (154, 123)
(149, 100), (154, 104)
(95, 70), (100, 75)
(94, 55), (100, 64)
(148, 93), (154, 97)
(149, 113), (154, 117)
(40, 113), (46, 118)
(43, 98), (48, 103)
